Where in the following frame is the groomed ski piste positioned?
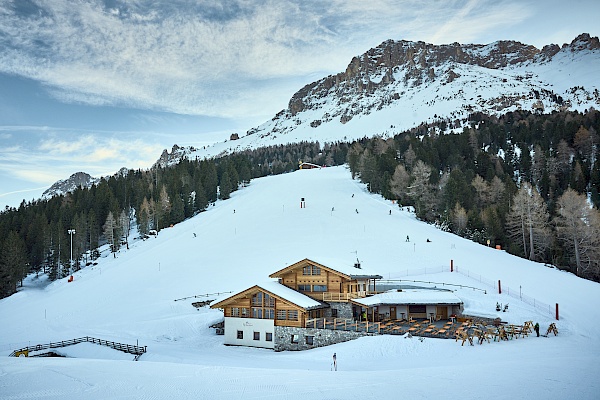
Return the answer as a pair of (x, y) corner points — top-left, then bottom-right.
(1, 166), (599, 399)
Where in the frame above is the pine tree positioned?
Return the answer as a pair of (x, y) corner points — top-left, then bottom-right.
(347, 142), (363, 179)
(0, 231), (28, 297)
(358, 149), (380, 193)
(219, 170), (232, 200)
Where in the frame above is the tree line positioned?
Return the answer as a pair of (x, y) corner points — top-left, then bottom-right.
(0, 141), (349, 298)
(349, 109), (600, 281)
(1, 109), (599, 299)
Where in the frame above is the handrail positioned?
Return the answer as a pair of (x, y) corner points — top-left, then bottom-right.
(173, 291), (233, 302)
(376, 279), (487, 293)
(9, 336), (147, 360)
(322, 291), (369, 302)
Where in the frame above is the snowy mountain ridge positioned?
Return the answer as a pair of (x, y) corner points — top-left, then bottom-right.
(179, 33), (599, 163)
(42, 34), (600, 193)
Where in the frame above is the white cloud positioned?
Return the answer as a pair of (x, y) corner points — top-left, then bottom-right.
(0, 0), (596, 122)
(0, 129), (166, 197)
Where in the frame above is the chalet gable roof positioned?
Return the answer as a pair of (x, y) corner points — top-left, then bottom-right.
(210, 280), (326, 311)
(269, 258), (382, 280)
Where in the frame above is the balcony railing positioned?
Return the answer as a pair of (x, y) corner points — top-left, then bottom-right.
(305, 317), (380, 333)
(322, 291), (369, 302)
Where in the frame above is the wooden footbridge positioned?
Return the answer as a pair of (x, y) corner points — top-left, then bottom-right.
(9, 336), (147, 361)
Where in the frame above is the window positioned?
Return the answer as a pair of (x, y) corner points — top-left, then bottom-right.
(298, 284), (311, 291)
(288, 310), (298, 321)
(252, 292), (263, 306)
(264, 308), (275, 320)
(241, 308), (249, 317)
(303, 265), (321, 275)
(277, 310), (287, 320)
(231, 307), (240, 317)
(313, 285), (327, 292)
(237, 330), (243, 339)
(253, 332), (260, 341)
(409, 305), (426, 313)
(265, 332), (273, 342)
(264, 293), (275, 307)
(305, 335), (314, 345)
(252, 308), (263, 319)
(332, 309), (338, 318)
(291, 334), (299, 344)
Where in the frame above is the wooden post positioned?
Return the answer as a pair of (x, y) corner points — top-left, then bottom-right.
(498, 280), (502, 294)
(556, 303), (559, 321)
(451, 259), (453, 272)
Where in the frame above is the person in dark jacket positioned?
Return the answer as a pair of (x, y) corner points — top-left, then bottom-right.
(534, 322), (540, 337)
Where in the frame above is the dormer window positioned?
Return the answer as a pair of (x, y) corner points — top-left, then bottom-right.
(302, 265), (321, 275)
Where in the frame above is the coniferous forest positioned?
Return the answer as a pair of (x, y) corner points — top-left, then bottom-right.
(1, 109), (599, 298)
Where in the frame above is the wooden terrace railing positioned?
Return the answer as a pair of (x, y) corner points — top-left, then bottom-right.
(305, 317), (380, 334)
(321, 291), (369, 302)
(9, 336), (147, 360)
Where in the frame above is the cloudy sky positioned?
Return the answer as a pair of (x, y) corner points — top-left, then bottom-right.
(1, 0), (599, 208)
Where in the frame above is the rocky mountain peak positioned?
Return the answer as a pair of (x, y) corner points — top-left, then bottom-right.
(42, 172), (99, 200)
(288, 37), (544, 117)
(283, 33), (598, 126)
(155, 144), (198, 168)
(566, 33), (600, 51)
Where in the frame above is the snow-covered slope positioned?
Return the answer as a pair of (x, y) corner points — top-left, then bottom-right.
(1, 166), (599, 399)
(184, 33), (600, 162)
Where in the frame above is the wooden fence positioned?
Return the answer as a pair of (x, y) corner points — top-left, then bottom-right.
(9, 336), (147, 360)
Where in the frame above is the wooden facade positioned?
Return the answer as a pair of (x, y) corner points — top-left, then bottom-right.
(269, 258), (381, 302)
(210, 285), (325, 328)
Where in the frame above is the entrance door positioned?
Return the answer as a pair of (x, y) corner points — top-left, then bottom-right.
(436, 306), (448, 320)
(390, 306), (397, 320)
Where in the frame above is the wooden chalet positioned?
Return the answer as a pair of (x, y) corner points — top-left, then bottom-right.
(298, 161), (322, 170)
(210, 281), (327, 349)
(269, 258), (382, 302)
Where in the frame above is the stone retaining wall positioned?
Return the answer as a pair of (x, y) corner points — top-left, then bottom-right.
(324, 302), (354, 319)
(274, 326), (369, 351)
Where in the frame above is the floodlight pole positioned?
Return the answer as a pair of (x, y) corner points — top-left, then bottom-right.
(68, 229), (76, 272)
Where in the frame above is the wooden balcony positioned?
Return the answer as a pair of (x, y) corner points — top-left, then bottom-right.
(322, 291), (369, 302)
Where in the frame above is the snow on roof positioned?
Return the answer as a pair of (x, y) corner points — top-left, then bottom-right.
(212, 280), (325, 310)
(259, 280), (325, 309)
(352, 289), (463, 307)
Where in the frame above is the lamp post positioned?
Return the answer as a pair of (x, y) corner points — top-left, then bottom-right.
(68, 229), (76, 273)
